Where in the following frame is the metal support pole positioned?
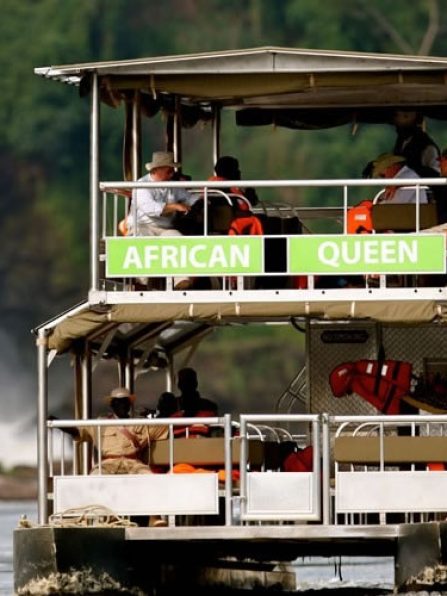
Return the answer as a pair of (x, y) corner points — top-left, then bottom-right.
(125, 348), (135, 394)
(73, 353), (83, 475)
(131, 90), (141, 181)
(81, 345), (92, 475)
(167, 356), (174, 392)
(90, 72), (100, 292)
(173, 96), (182, 172)
(212, 105), (221, 166)
(37, 329), (48, 524)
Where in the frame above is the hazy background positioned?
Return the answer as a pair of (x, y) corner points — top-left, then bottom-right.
(2, 0), (447, 468)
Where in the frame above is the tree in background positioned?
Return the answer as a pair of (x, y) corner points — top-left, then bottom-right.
(1, 0), (446, 409)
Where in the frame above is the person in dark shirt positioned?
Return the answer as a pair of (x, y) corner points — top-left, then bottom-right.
(168, 367), (218, 437)
(155, 391), (179, 418)
(392, 110), (440, 178)
(176, 367), (218, 416)
(211, 155), (259, 209)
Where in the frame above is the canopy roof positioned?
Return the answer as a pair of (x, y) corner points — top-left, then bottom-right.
(35, 47), (447, 126)
(38, 300), (447, 359)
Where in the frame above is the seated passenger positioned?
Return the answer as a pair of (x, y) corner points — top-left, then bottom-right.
(371, 153), (428, 204)
(127, 151), (195, 235)
(392, 110), (440, 179)
(177, 155), (259, 236)
(52, 387), (169, 526)
(210, 155), (258, 210)
(56, 387), (168, 474)
(171, 367), (218, 437)
(155, 391), (179, 418)
(127, 150), (196, 289)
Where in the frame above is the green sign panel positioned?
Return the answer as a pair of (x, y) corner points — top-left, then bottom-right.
(289, 234), (446, 274)
(106, 236), (263, 277)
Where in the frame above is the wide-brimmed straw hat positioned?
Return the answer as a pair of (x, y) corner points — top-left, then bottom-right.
(104, 387), (136, 404)
(371, 153), (406, 178)
(145, 151), (180, 172)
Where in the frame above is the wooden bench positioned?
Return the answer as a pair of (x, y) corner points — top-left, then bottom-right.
(52, 438), (281, 518)
(149, 437), (278, 468)
(334, 435), (447, 465)
(334, 435), (447, 514)
(372, 203), (438, 232)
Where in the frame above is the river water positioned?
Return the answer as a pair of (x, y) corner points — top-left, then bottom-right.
(0, 501), (444, 595)
(1, 501), (36, 596)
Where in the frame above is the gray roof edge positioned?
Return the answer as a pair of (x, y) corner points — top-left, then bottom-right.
(33, 301), (90, 334)
(34, 46), (447, 80)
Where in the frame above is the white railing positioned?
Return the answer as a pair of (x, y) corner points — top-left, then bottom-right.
(94, 177), (447, 299)
(46, 412), (447, 527)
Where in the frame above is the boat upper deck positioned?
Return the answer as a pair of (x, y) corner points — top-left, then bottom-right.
(34, 46), (447, 319)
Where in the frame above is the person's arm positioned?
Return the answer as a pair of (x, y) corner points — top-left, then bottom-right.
(174, 188), (196, 208)
(421, 145), (441, 175)
(161, 202), (190, 215)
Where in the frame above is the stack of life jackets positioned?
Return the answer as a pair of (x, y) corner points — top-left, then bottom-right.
(329, 359), (413, 414)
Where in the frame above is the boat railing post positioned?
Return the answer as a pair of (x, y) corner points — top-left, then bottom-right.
(37, 328), (49, 524)
(81, 345), (92, 475)
(322, 413), (331, 525)
(224, 414), (233, 526)
(239, 417), (248, 522)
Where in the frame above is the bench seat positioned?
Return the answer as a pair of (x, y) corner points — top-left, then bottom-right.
(334, 435), (447, 465)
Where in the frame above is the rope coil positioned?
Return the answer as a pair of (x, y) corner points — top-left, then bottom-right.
(48, 504), (137, 528)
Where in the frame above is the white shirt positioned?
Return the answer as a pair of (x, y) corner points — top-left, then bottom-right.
(127, 173), (194, 232)
(382, 165), (428, 204)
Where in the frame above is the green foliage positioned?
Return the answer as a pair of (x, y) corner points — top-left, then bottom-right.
(3, 0), (447, 396)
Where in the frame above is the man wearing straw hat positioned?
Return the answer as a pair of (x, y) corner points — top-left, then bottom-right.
(127, 150), (196, 289)
(371, 153), (428, 204)
(55, 386), (169, 527)
(55, 387), (168, 474)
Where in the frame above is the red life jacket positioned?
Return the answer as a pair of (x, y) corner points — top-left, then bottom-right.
(329, 360), (413, 414)
(283, 446), (313, 472)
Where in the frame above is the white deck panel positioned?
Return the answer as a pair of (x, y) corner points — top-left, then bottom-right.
(246, 471), (315, 517)
(336, 471), (447, 513)
(54, 474), (219, 516)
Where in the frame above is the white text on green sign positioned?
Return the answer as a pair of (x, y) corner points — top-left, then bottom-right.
(288, 234), (446, 274)
(106, 236), (263, 276)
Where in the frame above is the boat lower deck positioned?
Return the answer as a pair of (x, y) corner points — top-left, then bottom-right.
(14, 521), (447, 593)
(126, 523), (401, 560)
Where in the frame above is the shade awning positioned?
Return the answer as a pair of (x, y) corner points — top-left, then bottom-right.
(40, 299), (447, 355)
(34, 47), (447, 121)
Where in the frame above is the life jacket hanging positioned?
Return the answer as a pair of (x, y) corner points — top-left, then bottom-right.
(329, 359), (413, 414)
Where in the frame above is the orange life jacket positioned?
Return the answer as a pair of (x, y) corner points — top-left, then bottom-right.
(229, 214), (263, 236)
(347, 200), (373, 234)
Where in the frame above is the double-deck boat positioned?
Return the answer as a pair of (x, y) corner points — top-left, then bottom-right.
(14, 47), (447, 594)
